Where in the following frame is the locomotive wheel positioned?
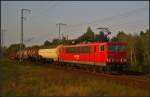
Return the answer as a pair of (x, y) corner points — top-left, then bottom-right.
(91, 65), (96, 73)
(99, 67), (103, 72)
(122, 64), (128, 73)
(107, 65), (111, 72)
(106, 65), (110, 72)
(102, 67), (107, 72)
(95, 66), (100, 72)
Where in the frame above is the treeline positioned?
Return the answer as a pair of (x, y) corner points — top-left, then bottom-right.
(2, 27), (149, 73)
(42, 27), (110, 46)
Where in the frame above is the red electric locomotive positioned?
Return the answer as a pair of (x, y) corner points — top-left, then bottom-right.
(59, 42), (127, 71)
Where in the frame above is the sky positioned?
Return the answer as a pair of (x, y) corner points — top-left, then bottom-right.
(1, 1), (149, 47)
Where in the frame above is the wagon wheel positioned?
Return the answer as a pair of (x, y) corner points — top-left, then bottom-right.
(102, 67), (106, 72)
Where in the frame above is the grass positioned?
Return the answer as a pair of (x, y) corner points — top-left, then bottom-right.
(0, 58), (149, 96)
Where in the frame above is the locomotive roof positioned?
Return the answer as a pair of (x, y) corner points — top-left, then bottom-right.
(63, 42), (101, 47)
(107, 42), (127, 45)
(63, 42), (127, 48)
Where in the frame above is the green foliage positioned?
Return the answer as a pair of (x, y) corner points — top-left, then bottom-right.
(76, 26), (95, 43)
(42, 26), (110, 45)
(43, 40), (52, 47)
(75, 27), (110, 43)
(61, 36), (72, 45)
(52, 38), (60, 45)
(111, 31), (129, 42)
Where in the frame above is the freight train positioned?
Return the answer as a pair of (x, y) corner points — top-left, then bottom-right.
(8, 42), (128, 72)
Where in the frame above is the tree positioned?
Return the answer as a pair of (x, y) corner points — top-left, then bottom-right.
(52, 38), (60, 45)
(61, 36), (70, 45)
(139, 30), (149, 72)
(76, 26), (95, 43)
(111, 37), (118, 42)
(117, 31), (128, 42)
(43, 40), (51, 47)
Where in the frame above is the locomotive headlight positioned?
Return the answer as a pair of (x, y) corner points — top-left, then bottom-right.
(107, 58), (111, 62)
(109, 58), (111, 62)
(120, 58), (123, 62)
(123, 59), (127, 62)
(107, 58), (109, 62)
(122, 58), (125, 62)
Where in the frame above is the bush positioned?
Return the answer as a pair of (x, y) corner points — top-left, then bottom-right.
(142, 65), (149, 73)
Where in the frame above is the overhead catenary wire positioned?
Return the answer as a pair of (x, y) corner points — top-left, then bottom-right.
(23, 2), (60, 44)
(64, 18), (148, 40)
(27, 4), (148, 36)
(29, 18), (148, 44)
(67, 5), (148, 28)
(64, 5), (148, 35)
(25, 5), (149, 45)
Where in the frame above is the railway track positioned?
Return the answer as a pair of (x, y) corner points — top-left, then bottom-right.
(64, 67), (148, 90)
(65, 68), (149, 90)
(20, 60), (149, 90)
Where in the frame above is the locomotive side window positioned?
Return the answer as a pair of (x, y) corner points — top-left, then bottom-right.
(74, 47), (79, 53)
(66, 46), (91, 53)
(108, 45), (127, 52)
(66, 47), (79, 53)
(100, 45), (104, 51)
(66, 47), (73, 53)
(108, 45), (116, 51)
(80, 46), (90, 53)
(117, 45), (127, 52)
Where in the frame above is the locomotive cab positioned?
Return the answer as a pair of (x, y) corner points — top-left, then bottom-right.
(107, 42), (127, 64)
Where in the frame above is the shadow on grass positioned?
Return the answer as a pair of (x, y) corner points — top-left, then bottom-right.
(110, 71), (147, 76)
(123, 71), (147, 76)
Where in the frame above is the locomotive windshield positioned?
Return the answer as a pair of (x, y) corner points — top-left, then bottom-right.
(108, 45), (126, 52)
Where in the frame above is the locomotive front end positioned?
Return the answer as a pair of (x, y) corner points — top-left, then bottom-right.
(107, 42), (128, 71)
